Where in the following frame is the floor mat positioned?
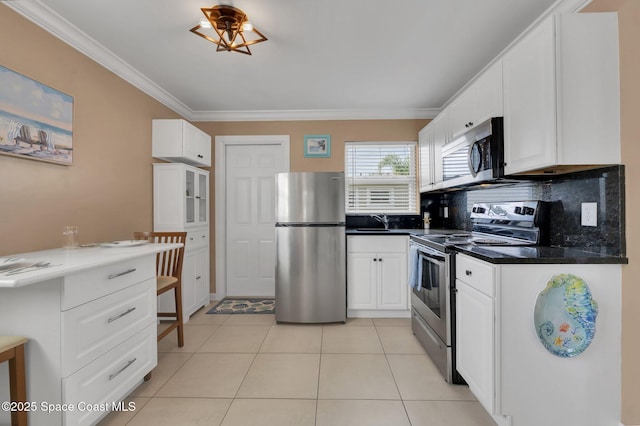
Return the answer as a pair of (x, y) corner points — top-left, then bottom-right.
(206, 298), (275, 314)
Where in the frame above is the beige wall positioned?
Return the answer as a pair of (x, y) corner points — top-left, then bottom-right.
(0, 5), (180, 256)
(582, 1), (640, 423)
(197, 120), (427, 173)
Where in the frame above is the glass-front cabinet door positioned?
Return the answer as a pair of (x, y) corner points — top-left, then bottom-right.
(185, 169), (196, 224)
(198, 172), (207, 224)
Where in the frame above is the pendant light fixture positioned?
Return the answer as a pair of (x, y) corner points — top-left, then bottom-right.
(189, 5), (267, 55)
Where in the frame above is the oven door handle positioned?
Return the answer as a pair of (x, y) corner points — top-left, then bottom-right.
(415, 248), (446, 263)
(410, 242), (446, 261)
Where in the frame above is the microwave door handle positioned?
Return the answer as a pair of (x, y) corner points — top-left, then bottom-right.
(468, 141), (481, 177)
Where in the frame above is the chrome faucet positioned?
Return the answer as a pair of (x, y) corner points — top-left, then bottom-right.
(370, 214), (389, 230)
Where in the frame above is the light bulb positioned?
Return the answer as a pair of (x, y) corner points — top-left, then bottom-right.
(199, 19), (212, 29)
(242, 21), (253, 32)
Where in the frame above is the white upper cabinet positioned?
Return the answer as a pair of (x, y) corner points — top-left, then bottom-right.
(418, 124), (434, 193)
(448, 59), (503, 140)
(419, 112), (447, 193)
(503, 13), (620, 175)
(152, 119), (212, 167)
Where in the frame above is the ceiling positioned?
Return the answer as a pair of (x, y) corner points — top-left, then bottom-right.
(8, 0), (573, 121)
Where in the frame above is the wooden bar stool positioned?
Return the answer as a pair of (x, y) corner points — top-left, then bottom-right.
(0, 336), (28, 426)
(133, 232), (187, 346)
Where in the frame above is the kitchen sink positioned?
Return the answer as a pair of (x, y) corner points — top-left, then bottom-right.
(356, 228), (390, 232)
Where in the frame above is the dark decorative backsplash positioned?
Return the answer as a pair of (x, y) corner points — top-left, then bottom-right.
(420, 166), (625, 257)
(346, 214), (422, 229)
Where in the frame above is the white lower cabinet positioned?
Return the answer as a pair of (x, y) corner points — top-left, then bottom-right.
(455, 255), (496, 415)
(347, 235), (409, 318)
(455, 253), (622, 426)
(0, 255), (158, 426)
(62, 326), (156, 426)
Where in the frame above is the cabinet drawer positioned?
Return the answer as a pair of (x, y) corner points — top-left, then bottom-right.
(63, 325), (156, 426)
(456, 255), (495, 297)
(186, 229), (208, 250)
(347, 236), (407, 253)
(61, 280), (156, 376)
(62, 257), (155, 310)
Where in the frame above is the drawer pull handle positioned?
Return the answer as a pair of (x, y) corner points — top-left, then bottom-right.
(108, 358), (137, 381)
(108, 268), (136, 280)
(108, 307), (136, 323)
(465, 270), (472, 276)
(196, 276), (201, 280)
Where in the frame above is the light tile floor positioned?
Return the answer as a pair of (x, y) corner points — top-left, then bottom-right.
(99, 304), (497, 426)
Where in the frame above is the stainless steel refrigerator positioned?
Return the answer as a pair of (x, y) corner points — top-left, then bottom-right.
(275, 172), (346, 323)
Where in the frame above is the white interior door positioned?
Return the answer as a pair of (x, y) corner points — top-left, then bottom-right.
(225, 143), (287, 296)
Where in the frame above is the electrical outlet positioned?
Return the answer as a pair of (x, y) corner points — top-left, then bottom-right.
(581, 202), (597, 227)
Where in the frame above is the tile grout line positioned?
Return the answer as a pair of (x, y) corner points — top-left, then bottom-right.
(314, 325), (326, 426)
(375, 321), (414, 426)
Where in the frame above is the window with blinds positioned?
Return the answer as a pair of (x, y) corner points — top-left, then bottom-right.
(345, 142), (418, 214)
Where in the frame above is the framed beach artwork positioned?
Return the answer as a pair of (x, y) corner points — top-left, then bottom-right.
(304, 134), (331, 158)
(0, 65), (73, 165)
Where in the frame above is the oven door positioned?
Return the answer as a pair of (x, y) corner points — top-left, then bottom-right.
(411, 245), (449, 344)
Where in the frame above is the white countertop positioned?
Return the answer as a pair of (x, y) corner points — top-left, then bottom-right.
(0, 243), (182, 288)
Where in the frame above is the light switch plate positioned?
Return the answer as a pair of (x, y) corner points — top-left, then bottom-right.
(581, 202), (597, 227)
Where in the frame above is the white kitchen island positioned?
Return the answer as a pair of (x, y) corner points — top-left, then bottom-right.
(0, 243), (181, 426)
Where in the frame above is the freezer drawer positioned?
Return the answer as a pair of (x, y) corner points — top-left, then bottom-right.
(275, 225), (346, 323)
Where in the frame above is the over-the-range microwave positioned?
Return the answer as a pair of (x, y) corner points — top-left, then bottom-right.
(440, 117), (504, 189)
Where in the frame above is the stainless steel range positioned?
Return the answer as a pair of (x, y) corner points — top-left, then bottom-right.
(409, 201), (550, 384)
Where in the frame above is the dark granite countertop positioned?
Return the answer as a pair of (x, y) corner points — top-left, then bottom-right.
(346, 228), (628, 264)
(454, 244), (628, 265)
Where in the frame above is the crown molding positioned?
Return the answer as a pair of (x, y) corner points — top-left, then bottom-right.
(189, 108), (439, 122)
(5, 0), (590, 123)
(5, 0), (193, 119)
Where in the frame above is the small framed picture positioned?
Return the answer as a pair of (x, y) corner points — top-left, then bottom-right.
(304, 135), (331, 158)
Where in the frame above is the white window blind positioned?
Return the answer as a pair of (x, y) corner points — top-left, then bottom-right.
(345, 142), (418, 214)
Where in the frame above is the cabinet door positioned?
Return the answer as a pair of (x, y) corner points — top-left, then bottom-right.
(194, 249), (210, 310)
(183, 121), (200, 162)
(378, 252), (408, 310)
(180, 251), (197, 319)
(347, 253), (377, 310)
(503, 16), (557, 174)
(197, 130), (212, 167)
(197, 171), (208, 225)
(185, 169), (196, 225)
(473, 59), (503, 126)
(418, 125), (434, 192)
(431, 112), (447, 187)
(448, 89), (474, 140)
(456, 279), (494, 414)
